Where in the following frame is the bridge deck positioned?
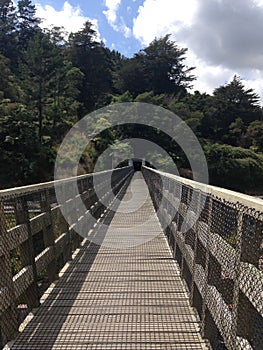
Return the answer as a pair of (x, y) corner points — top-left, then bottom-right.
(11, 173), (208, 349)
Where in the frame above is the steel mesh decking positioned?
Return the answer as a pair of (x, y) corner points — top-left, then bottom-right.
(10, 173), (208, 350)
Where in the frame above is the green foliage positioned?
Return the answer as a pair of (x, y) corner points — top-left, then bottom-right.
(115, 35), (195, 97)
(204, 143), (263, 193)
(0, 5), (263, 195)
(0, 54), (22, 100)
(111, 91), (133, 103)
(136, 35), (196, 95)
(0, 101), (55, 187)
(247, 120), (263, 152)
(17, 0), (40, 50)
(67, 21), (113, 113)
(200, 75), (262, 140)
(0, 0), (18, 60)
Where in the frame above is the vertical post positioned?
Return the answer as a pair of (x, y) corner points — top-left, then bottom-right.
(40, 189), (57, 283)
(190, 190), (201, 307)
(179, 184), (187, 278)
(237, 218), (261, 346)
(167, 179), (174, 247)
(171, 181), (181, 261)
(56, 182), (72, 264)
(231, 209), (243, 348)
(15, 197), (39, 309)
(62, 217), (72, 263)
(71, 180), (82, 250)
(201, 195), (214, 339)
(0, 199), (18, 347)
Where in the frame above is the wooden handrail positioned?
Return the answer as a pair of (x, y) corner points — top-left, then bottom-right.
(0, 166), (133, 347)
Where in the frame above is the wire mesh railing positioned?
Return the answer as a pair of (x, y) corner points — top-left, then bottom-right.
(0, 167), (133, 347)
(142, 166), (263, 350)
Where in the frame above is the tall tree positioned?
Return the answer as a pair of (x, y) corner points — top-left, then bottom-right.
(219, 76), (262, 136)
(17, 0), (40, 50)
(114, 57), (147, 97)
(67, 21), (113, 113)
(22, 28), (83, 141)
(0, 0), (18, 60)
(115, 35), (195, 97)
(0, 54), (22, 100)
(200, 76), (262, 140)
(247, 120), (263, 152)
(137, 35), (196, 95)
(22, 30), (61, 141)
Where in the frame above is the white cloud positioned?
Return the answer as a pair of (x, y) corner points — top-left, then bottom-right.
(132, 0), (263, 101)
(112, 18), (132, 38)
(103, 0), (132, 37)
(133, 0), (198, 44)
(253, 0), (263, 6)
(241, 70), (263, 101)
(36, 1), (101, 39)
(121, 23), (132, 38)
(103, 0), (122, 25)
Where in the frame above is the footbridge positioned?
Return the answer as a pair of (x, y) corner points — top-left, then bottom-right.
(0, 166), (262, 349)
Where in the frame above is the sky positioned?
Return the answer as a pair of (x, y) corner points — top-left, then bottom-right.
(31, 0), (263, 102)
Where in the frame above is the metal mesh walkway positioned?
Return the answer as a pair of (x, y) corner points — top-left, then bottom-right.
(10, 173), (208, 349)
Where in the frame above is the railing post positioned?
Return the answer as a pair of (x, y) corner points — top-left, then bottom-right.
(230, 208), (243, 348)
(179, 184), (187, 279)
(70, 180), (83, 250)
(0, 199), (18, 347)
(40, 189), (57, 283)
(190, 190), (201, 307)
(55, 182), (72, 265)
(234, 208), (261, 347)
(15, 197), (39, 309)
(201, 196), (217, 342)
(142, 167), (263, 349)
(170, 180), (182, 261)
(61, 215), (72, 264)
(166, 179), (174, 248)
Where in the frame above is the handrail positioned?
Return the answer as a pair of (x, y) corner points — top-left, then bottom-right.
(0, 166), (132, 198)
(143, 166), (263, 211)
(1, 166), (262, 349)
(0, 166), (133, 347)
(142, 165), (263, 350)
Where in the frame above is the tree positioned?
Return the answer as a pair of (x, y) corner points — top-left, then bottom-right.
(22, 29), (83, 141)
(247, 120), (263, 152)
(204, 143), (263, 193)
(21, 30), (58, 141)
(17, 0), (40, 50)
(114, 35), (195, 98)
(67, 21), (113, 113)
(114, 57), (148, 96)
(47, 60), (84, 137)
(135, 35), (195, 95)
(0, 101), (55, 187)
(213, 76), (262, 134)
(228, 117), (248, 147)
(0, 54), (22, 100)
(0, 0), (18, 60)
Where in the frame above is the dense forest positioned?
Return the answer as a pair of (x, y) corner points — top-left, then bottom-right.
(1, 0), (263, 193)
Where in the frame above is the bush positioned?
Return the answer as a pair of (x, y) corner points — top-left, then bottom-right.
(204, 143), (263, 193)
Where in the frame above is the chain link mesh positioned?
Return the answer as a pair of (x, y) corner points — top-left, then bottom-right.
(143, 166), (263, 350)
(0, 167), (133, 347)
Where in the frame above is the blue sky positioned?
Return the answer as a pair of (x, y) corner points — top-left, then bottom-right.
(32, 0), (263, 102)
(33, 0), (145, 56)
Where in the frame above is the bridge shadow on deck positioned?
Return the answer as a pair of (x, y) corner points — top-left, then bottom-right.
(10, 179), (130, 350)
(11, 173), (208, 350)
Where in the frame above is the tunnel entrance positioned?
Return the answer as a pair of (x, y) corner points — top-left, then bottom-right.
(129, 158), (154, 171)
(132, 158), (143, 171)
